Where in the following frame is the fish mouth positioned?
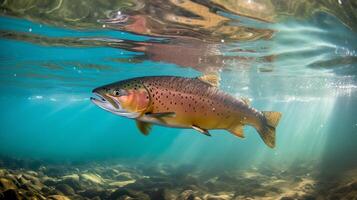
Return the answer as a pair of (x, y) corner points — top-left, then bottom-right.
(90, 92), (140, 118)
(90, 92), (120, 112)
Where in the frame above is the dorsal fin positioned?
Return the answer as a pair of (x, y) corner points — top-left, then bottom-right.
(197, 74), (220, 87)
(241, 97), (251, 105)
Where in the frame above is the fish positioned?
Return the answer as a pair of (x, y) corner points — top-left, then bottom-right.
(90, 75), (282, 148)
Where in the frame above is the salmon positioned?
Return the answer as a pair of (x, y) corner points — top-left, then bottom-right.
(91, 75), (282, 148)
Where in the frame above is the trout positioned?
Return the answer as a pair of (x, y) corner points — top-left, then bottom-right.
(90, 75), (282, 148)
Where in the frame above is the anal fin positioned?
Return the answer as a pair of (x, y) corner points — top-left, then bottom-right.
(192, 125), (211, 136)
(228, 125), (245, 138)
(136, 120), (152, 136)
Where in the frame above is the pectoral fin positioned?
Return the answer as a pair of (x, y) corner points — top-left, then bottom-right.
(136, 120), (152, 136)
(192, 125), (211, 136)
(228, 125), (245, 138)
(145, 112), (176, 123)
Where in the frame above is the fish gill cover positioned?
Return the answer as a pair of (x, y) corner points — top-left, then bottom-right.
(0, 0), (356, 200)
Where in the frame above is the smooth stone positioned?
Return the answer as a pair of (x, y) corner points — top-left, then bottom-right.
(20, 175), (43, 191)
(114, 172), (133, 181)
(43, 176), (58, 186)
(178, 190), (197, 200)
(80, 173), (104, 185)
(30, 180), (44, 189)
(40, 186), (52, 195)
(22, 173), (40, 183)
(26, 171), (38, 177)
(55, 183), (75, 195)
(48, 194), (71, 200)
(60, 177), (83, 191)
(233, 196), (252, 200)
(102, 168), (120, 177)
(37, 193), (47, 200)
(62, 174), (79, 182)
(109, 180), (136, 187)
(0, 169), (7, 177)
(17, 176), (29, 185)
(0, 178), (17, 191)
(3, 174), (20, 188)
(203, 193), (234, 200)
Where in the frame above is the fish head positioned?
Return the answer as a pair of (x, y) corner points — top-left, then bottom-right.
(91, 80), (150, 118)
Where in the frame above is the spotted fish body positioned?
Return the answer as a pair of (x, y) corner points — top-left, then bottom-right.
(140, 77), (255, 128)
(91, 75), (282, 148)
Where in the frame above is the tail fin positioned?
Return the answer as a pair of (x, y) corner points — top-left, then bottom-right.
(258, 111), (282, 148)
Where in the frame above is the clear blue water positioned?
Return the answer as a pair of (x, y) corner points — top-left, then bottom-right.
(0, 0), (356, 179)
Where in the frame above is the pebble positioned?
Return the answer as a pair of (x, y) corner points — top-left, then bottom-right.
(80, 173), (104, 184)
(108, 179), (136, 187)
(55, 183), (75, 196)
(0, 169), (7, 177)
(48, 194), (71, 200)
(0, 178), (17, 191)
(62, 174), (79, 181)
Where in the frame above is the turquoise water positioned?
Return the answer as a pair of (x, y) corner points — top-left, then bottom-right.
(0, 1), (357, 198)
(0, 2), (356, 166)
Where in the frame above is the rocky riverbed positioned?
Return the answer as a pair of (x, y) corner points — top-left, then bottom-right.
(0, 156), (356, 200)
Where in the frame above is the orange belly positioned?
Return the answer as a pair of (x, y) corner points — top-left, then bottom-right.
(147, 103), (238, 130)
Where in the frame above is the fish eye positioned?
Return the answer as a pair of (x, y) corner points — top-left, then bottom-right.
(113, 89), (121, 96)
(112, 89), (127, 96)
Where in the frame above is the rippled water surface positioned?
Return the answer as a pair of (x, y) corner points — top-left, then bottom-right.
(0, 0), (356, 199)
